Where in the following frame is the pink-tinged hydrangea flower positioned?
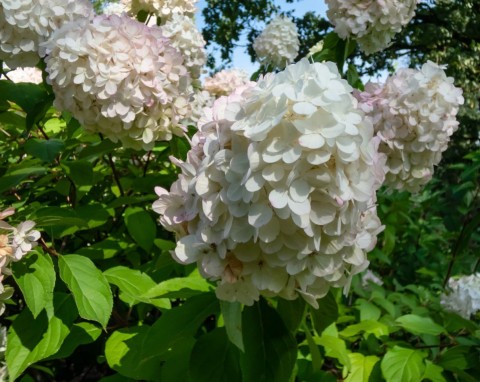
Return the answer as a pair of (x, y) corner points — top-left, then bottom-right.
(0, 207), (40, 315)
(154, 59), (385, 306)
(203, 69), (251, 97)
(355, 61), (464, 193)
(253, 16), (299, 68)
(161, 14), (206, 79)
(128, 0), (198, 20)
(42, 14), (193, 150)
(4, 66), (43, 84)
(184, 89), (215, 126)
(326, 0), (418, 55)
(0, 0), (93, 68)
(441, 274), (480, 319)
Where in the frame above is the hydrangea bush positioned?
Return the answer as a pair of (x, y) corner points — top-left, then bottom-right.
(0, 0), (478, 381)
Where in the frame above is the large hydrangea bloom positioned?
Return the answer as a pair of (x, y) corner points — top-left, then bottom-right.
(325, 0), (418, 55)
(128, 0), (197, 20)
(355, 61), (464, 192)
(253, 16), (299, 68)
(0, 0), (93, 68)
(42, 14), (193, 150)
(161, 14), (206, 79)
(154, 59), (384, 306)
(441, 274), (480, 319)
(203, 69), (251, 97)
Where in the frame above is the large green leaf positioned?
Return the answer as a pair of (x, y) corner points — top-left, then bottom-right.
(24, 138), (64, 163)
(316, 335), (351, 369)
(105, 293), (219, 381)
(345, 353), (380, 382)
(277, 297), (306, 333)
(124, 207), (156, 251)
(340, 320), (389, 339)
(220, 300), (244, 352)
(421, 361), (446, 382)
(381, 346), (426, 382)
(58, 254), (113, 328)
(104, 266), (170, 309)
(6, 294), (77, 381)
(48, 322), (102, 360)
(310, 291), (338, 335)
(189, 328), (242, 382)
(142, 276), (213, 300)
(241, 298), (297, 382)
(395, 314), (446, 336)
(12, 252), (55, 318)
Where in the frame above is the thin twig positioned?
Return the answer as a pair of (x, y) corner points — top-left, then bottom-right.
(107, 153), (125, 196)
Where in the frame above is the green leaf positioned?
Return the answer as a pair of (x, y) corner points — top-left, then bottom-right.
(0, 80), (48, 115)
(241, 298), (297, 382)
(77, 237), (129, 260)
(421, 361), (446, 382)
(276, 297), (306, 333)
(381, 346), (426, 382)
(316, 335), (351, 369)
(6, 294), (77, 380)
(12, 252), (55, 318)
(75, 204), (113, 229)
(142, 276), (213, 299)
(124, 207), (156, 251)
(345, 353), (379, 382)
(58, 254), (113, 328)
(104, 266), (170, 309)
(395, 315), (446, 336)
(105, 293), (219, 380)
(356, 299), (381, 321)
(340, 320), (389, 339)
(437, 346), (475, 372)
(220, 300), (244, 352)
(48, 322), (101, 360)
(24, 139), (64, 163)
(61, 160), (94, 186)
(310, 291), (338, 335)
(189, 328), (242, 382)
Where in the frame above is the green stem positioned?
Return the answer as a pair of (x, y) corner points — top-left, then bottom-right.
(303, 322), (323, 373)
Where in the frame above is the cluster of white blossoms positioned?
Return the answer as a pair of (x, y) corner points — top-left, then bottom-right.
(203, 69), (251, 97)
(154, 59), (385, 306)
(0, 0), (93, 68)
(0, 208), (40, 314)
(161, 14), (206, 79)
(441, 274), (480, 319)
(355, 61), (464, 193)
(3, 66), (43, 84)
(325, 0), (418, 55)
(253, 16), (300, 68)
(128, 0), (198, 20)
(42, 14), (193, 150)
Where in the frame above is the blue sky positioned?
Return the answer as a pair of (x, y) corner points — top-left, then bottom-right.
(196, 0), (328, 74)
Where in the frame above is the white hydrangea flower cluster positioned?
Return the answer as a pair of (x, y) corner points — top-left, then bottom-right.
(184, 90), (215, 126)
(0, 0), (93, 68)
(161, 14), (206, 79)
(3, 66), (43, 84)
(154, 59), (385, 306)
(253, 16), (300, 68)
(42, 14), (193, 150)
(441, 274), (480, 319)
(203, 69), (251, 97)
(0, 207), (40, 315)
(128, 0), (198, 20)
(325, 0), (418, 55)
(355, 61), (464, 193)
